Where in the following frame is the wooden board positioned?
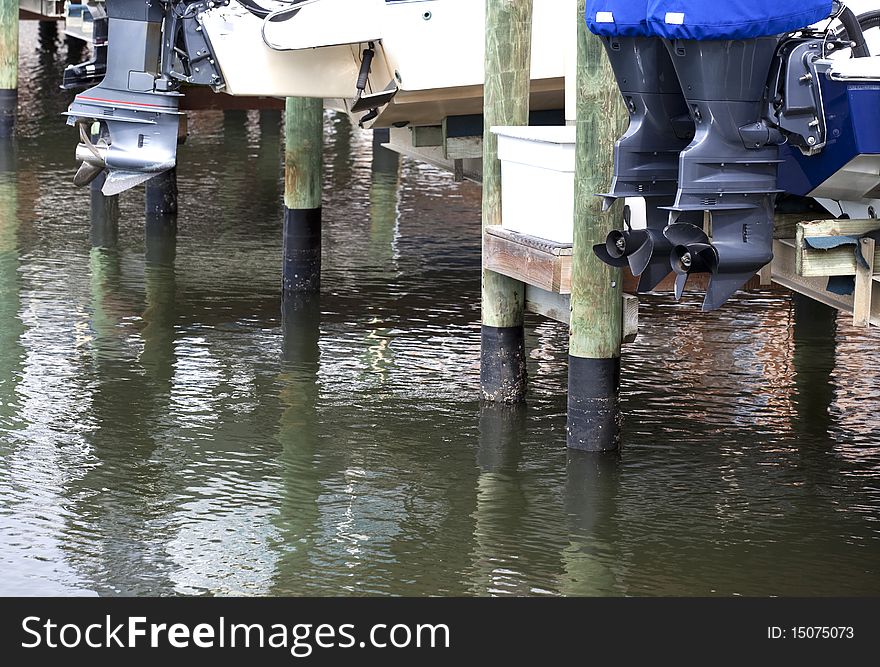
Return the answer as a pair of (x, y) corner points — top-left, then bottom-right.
(853, 237), (875, 327)
(795, 218), (880, 277)
(484, 226), (572, 294)
(525, 286), (639, 343)
(772, 238), (880, 327)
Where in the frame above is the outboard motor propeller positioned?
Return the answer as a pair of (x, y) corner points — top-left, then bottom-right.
(64, 0), (183, 196)
(594, 205), (677, 291)
(665, 222), (716, 299)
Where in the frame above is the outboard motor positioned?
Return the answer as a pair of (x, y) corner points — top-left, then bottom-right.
(660, 35), (783, 309)
(65, 0), (183, 195)
(587, 2), (696, 292)
(587, 0), (841, 310)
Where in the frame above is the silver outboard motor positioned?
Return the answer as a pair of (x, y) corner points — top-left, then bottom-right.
(64, 0), (183, 196)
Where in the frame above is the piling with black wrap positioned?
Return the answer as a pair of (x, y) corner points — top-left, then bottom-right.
(0, 0), (18, 138)
(89, 170), (120, 248)
(283, 97), (323, 294)
(567, 1), (627, 451)
(145, 168), (178, 216)
(480, 0), (533, 403)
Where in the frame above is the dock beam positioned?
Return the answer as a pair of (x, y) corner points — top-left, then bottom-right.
(480, 0), (533, 403)
(283, 97), (323, 295)
(0, 0), (18, 138)
(567, 2), (626, 451)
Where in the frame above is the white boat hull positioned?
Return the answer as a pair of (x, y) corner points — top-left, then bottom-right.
(201, 0), (570, 127)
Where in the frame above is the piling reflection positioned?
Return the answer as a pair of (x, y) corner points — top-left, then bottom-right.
(0, 139), (23, 431)
(791, 294), (837, 438)
(369, 133), (401, 264)
(89, 171), (119, 248)
(58, 209), (182, 594)
(558, 452), (621, 596)
(470, 404), (529, 595)
(142, 214), (178, 384)
(271, 295), (323, 595)
(327, 111), (353, 189)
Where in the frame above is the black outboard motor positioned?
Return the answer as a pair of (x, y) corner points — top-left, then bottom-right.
(593, 35), (696, 292)
(587, 2), (696, 292)
(662, 37), (782, 309)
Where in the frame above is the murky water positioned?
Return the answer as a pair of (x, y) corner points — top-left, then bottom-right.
(2, 24), (879, 597)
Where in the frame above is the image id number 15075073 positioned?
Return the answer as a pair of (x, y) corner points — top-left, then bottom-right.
(768, 626), (854, 639)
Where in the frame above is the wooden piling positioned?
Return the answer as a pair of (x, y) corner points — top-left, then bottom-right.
(90, 171), (120, 248)
(567, 1), (627, 451)
(0, 0), (18, 138)
(481, 0), (533, 403)
(283, 97), (323, 294)
(145, 168), (179, 216)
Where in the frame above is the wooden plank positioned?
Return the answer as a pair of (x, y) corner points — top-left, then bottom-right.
(525, 285), (571, 324)
(524, 286), (638, 343)
(486, 225), (572, 256)
(485, 228), (567, 294)
(411, 125), (443, 147)
(795, 218), (880, 277)
(853, 237), (875, 327)
(774, 213), (812, 239)
(772, 238), (880, 327)
(445, 135), (482, 160)
(622, 293), (639, 343)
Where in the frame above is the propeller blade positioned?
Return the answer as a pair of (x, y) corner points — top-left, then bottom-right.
(593, 243), (628, 268)
(664, 222), (709, 247)
(622, 204), (632, 230)
(636, 255), (672, 292)
(674, 272), (689, 300)
(695, 245), (719, 273)
(627, 233), (655, 276)
(102, 169), (157, 196)
(702, 271), (754, 312)
(73, 161), (103, 188)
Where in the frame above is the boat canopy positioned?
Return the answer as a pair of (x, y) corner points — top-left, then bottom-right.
(586, 0), (834, 40)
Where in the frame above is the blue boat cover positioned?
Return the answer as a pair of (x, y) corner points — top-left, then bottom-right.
(586, 0), (650, 37)
(586, 0), (833, 40)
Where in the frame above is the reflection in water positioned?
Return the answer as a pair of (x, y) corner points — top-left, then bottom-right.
(272, 295), (322, 595)
(560, 453), (621, 596)
(2, 21), (880, 596)
(471, 405), (529, 595)
(0, 139), (22, 433)
(792, 294), (837, 438)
